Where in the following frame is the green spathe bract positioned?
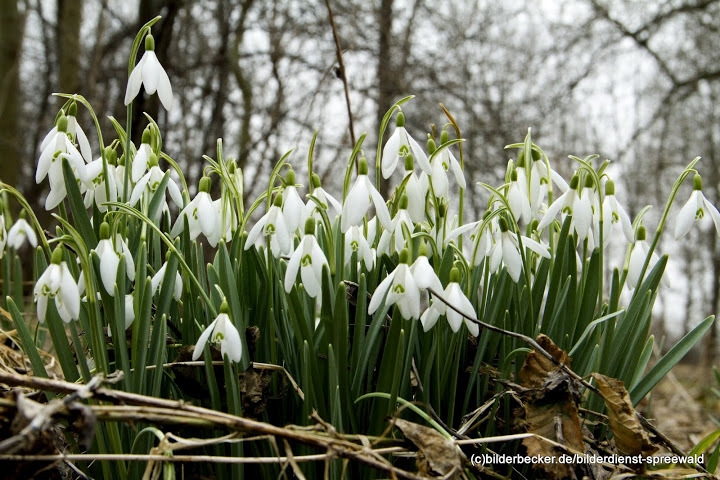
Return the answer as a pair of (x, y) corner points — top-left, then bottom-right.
(0, 19), (717, 480)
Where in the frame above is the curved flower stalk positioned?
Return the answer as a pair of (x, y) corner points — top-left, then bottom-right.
(341, 157), (392, 233)
(192, 300), (242, 363)
(92, 222), (136, 296)
(284, 218), (329, 302)
(7, 216), (37, 251)
(381, 111), (431, 179)
(171, 176), (221, 247)
(674, 174), (720, 239)
(124, 33), (173, 111)
(34, 246), (81, 323)
(245, 194), (292, 258)
(421, 267), (479, 336)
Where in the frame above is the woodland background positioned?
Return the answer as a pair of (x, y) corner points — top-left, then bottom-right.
(1, 0), (720, 359)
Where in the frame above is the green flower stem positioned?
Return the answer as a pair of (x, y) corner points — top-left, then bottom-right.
(355, 392), (452, 440)
(632, 156), (700, 299)
(440, 105), (465, 252)
(342, 134), (366, 201)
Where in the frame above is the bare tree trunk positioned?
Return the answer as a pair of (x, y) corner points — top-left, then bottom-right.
(57, 0), (82, 99)
(376, 0), (395, 198)
(0, 0), (23, 188)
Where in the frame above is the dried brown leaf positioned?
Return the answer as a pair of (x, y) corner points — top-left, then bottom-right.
(592, 373), (658, 464)
(518, 334), (571, 388)
(394, 418), (464, 477)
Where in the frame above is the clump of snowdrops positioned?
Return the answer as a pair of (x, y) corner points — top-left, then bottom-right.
(0, 16), (717, 479)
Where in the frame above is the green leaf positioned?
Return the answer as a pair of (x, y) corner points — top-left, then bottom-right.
(62, 157), (97, 248)
(630, 315), (714, 405)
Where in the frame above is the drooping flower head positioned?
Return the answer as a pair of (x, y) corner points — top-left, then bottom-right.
(381, 111), (431, 179)
(192, 300), (242, 363)
(171, 176), (221, 247)
(92, 222), (136, 296)
(124, 33), (173, 110)
(34, 246), (81, 323)
(421, 267), (479, 336)
(368, 249), (423, 320)
(7, 215), (38, 251)
(341, 156), (392, 233)
(245, 194), (292, 258)
(674, 174), (720, 239)
(284, 218), (329, 301)
(627, 225), (668, 290)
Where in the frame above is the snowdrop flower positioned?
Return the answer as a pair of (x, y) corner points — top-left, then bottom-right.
(108, 294), (136, 338)
(345, 225), (374, 271)
(381, 112), (431, 178)
(507, 168), (532, 225)
(427, 132), (466, 201)
(601, 179), (634, 245)
(341, 157), (392, 232)
(538, 174), (593, 241)
(377, 194), (414, 256)
(151, 256), (183, 300)
(40, 103), (92, 163)
(305, 174), (342, 221)
(497, 218), (551, 282)
(368, 249), (423, 320)
(129, 151), (183, 216)
(80, 151), (119, 212)
(403, 166), (429, 223)
(132, 128), (155, 182)
(124, 33), (173, 110)
(92, 223), (135, 296)
(674, 174), (720, 239)
(282, 170), (307, 234)
(192, 300), (242, 363)
(245, 194), (292, 258)
(627, 226), (668, 290)
(421, 268), (479, 336)
(7, 217), (38, 250)
(409, 251), (443, 294)
(171, 176), (221, 247)
(37, 115), (86, 186)
(284, 219), (329, 300)
(34, 246), (81, 323)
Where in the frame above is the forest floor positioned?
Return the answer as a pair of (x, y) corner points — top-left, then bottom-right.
(642, 363), (720, 452)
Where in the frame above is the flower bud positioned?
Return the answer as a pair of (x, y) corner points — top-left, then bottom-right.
(498, 217), (510, 233)
(220, 299), (231, 314)
(311, 173), (321, 189)
(68, 102), (78, 117)
(440, 129), (449, 144)
(141, 127), (153, 145)
(395, 111), (405, 128)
